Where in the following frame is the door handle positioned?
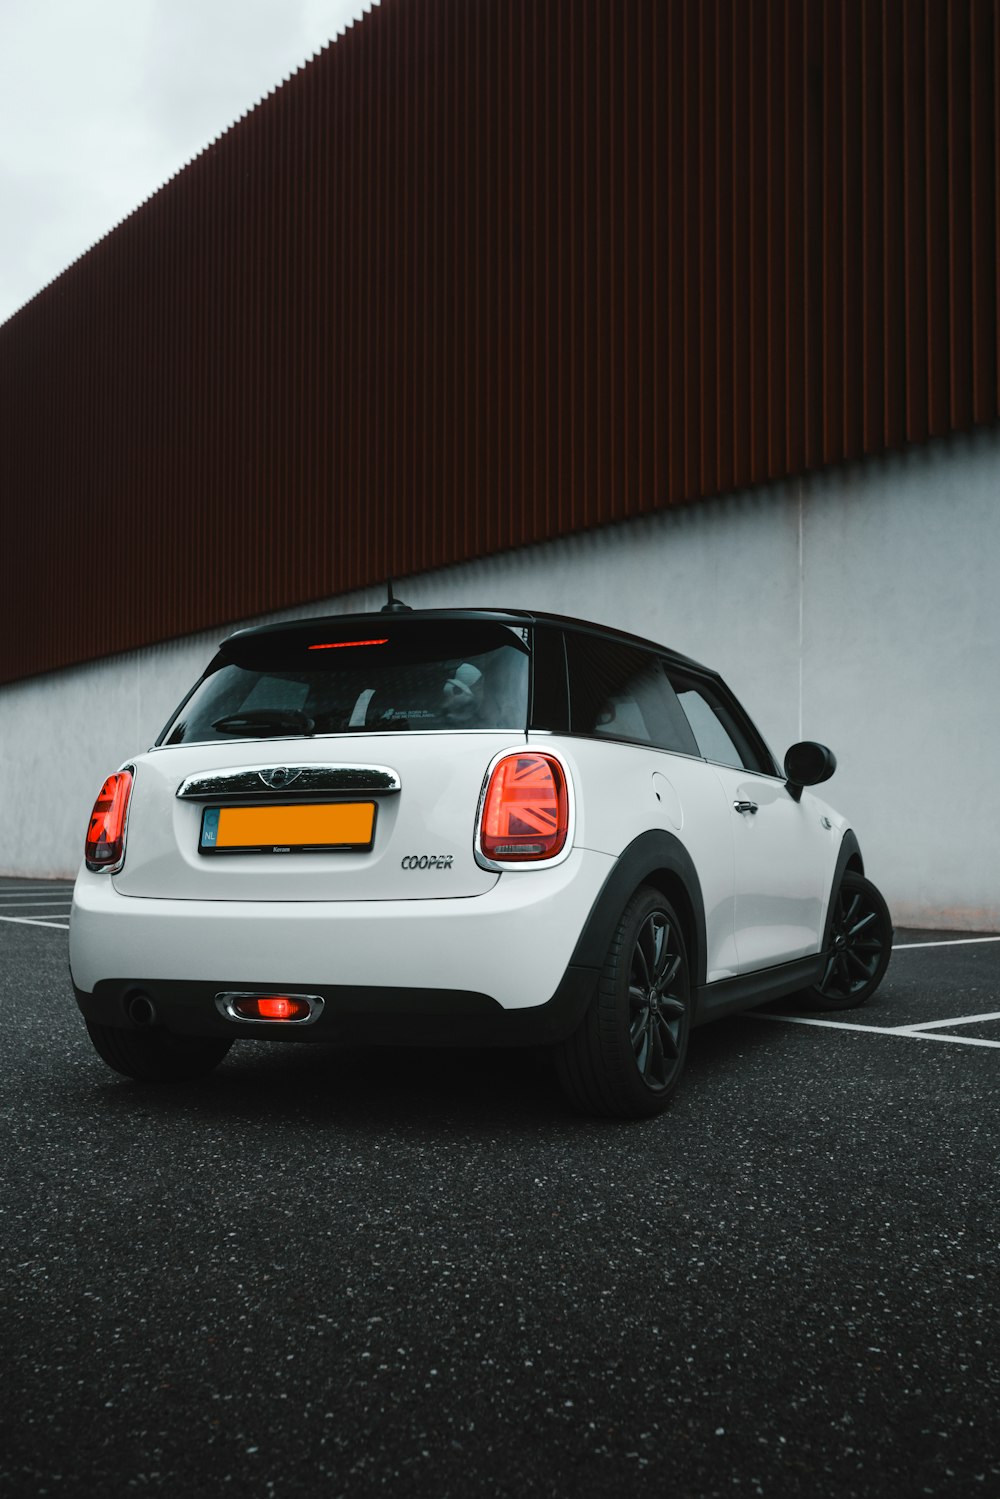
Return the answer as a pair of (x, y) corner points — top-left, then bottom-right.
(733, 800), (758, 815)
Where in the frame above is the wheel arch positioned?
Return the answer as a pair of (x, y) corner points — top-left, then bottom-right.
(567, 830), (707, 992)
(822, 830), (864, 946)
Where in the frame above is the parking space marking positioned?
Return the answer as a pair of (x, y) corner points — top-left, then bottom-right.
(0, 893), (73, 899)
(0, 909), (71, 918)
(751, 1013), (1000, 1049)
(0, 915), (70, 931)
(894, 936), (1000, 949)
(0, 900), (73, 908)
(0, 882), (72, 889)
(897, 1011), (1000, 1031)
(0, 884), (74, 932)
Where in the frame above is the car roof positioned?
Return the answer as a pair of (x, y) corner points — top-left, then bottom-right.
(222, 607), (715, 677)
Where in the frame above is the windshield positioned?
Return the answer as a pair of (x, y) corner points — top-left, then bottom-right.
(159, 622), (531, 745)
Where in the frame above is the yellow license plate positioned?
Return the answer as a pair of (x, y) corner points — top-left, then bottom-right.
(199, 802), (376, 854)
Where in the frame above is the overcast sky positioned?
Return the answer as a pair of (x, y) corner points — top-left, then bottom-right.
(0, 0), (379, 326)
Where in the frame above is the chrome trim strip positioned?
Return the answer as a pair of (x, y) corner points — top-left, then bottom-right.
(176, 764), (401, 800)
(214, 991), (326, 1025)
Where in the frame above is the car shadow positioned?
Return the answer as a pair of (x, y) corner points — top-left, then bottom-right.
(89, 1039), (578, 1132)
(86, 1014), (790, 1135)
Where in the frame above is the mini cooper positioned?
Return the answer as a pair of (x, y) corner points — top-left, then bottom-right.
(70, 602), (892, 1117)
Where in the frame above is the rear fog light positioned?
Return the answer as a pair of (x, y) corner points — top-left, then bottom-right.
(215, 993), (323, 1024)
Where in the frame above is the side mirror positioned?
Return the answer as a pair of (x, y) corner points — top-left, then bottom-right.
(783, 741), (836, 801)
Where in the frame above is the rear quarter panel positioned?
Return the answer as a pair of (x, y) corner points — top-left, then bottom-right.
(532, 735), (740, 979)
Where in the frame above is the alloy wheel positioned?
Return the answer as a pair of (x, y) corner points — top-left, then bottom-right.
(818, 879), (890, 1000)
(628, 909), (687, 1090)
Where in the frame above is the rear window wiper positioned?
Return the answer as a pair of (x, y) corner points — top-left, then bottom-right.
(211, 709), (316, 737)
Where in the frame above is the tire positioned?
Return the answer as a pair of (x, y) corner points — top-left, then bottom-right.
(801, 871), (893, 1011)
(85, 1022), (232, 1083)
(554, 886), (691, 1118)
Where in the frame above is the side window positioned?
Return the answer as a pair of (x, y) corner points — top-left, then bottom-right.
(669, 674), (772, 774)
(566, 634), (700, 755)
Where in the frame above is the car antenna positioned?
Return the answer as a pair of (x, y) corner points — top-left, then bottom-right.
(381, 580), (412, 614)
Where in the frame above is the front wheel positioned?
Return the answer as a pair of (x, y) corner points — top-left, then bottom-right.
(554, 886), (691, 1118)
(85, 1023), (232, 1082)
(802, 871), (892, 1010)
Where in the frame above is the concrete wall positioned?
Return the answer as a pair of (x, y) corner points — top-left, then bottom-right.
(3, 426), (998, 928)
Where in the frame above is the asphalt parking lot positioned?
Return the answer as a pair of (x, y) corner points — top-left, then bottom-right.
(1, 877), (998, 1498)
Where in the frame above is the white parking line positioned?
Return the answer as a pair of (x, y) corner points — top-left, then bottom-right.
(0, 899), (73, 907)
(751, 1013), (1000, 1049)
(0, 885), (74, 894)
(898, 1011), (1000, 1032)
(894, 936), (1000, 949)
(0, 893), (73, 900)
(0, 916), (70, 931)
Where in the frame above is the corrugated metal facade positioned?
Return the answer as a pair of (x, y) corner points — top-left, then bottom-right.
(1, 0), (998, 687)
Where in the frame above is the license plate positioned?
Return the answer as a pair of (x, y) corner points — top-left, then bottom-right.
(199, 802), (376, 854)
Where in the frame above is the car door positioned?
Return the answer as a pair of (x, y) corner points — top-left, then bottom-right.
(668, 672), (828, 973)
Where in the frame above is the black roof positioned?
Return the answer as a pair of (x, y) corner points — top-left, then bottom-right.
(223, 607), (713, 677)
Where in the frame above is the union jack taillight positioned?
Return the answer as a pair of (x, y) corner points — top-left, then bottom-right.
(478, 752), (570, 864)
(84, 770), (134, 873)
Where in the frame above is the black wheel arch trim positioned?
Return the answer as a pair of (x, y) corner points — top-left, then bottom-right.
(566, 830), (708, 992)
(823, 831), (864, 948)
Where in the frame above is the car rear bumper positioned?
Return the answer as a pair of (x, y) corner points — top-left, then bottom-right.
(72, 967), (599, 1047)
(69, 847), (615, 1039)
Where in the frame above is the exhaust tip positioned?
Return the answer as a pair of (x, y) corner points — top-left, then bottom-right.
(126, 993), (157, 1028)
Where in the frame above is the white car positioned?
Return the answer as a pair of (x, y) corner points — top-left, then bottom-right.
(70, 603), (892, 1117)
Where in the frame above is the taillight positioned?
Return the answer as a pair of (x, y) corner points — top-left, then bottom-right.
(478, 752), (570, 863)
(84, 770), (134, 872)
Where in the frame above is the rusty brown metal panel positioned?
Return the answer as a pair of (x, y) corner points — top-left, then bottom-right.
(747, 1), (769, 484)
(632, 0), (655, 517)
(694, 1), (712, 499)
(821, 0), (845, 466)
(764, 0), (786, 481)
(841, 0), (865, 462)
(860, 0), (885, 455)
(947, 0), (974, 432)
(712, 0), (735, 496)
(683, 0), (696, 496)
(989, 0), (1000, 422)
(925, 0), (952, 438)
(2, 0), (1000, 687)
(802, 0), (825, 474)
(665, 0), (686, 504)
(785, 0), (806, 477)
(881, 0), (907, 449)
(903, 0), (931, 444)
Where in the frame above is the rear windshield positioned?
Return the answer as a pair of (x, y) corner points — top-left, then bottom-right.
(159, 622), (531, 745)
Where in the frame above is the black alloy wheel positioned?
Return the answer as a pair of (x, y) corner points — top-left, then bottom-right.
(627, 906), (687, 1090)
(554, 885), (691, 1118)
(805, 871), (893, 1010)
